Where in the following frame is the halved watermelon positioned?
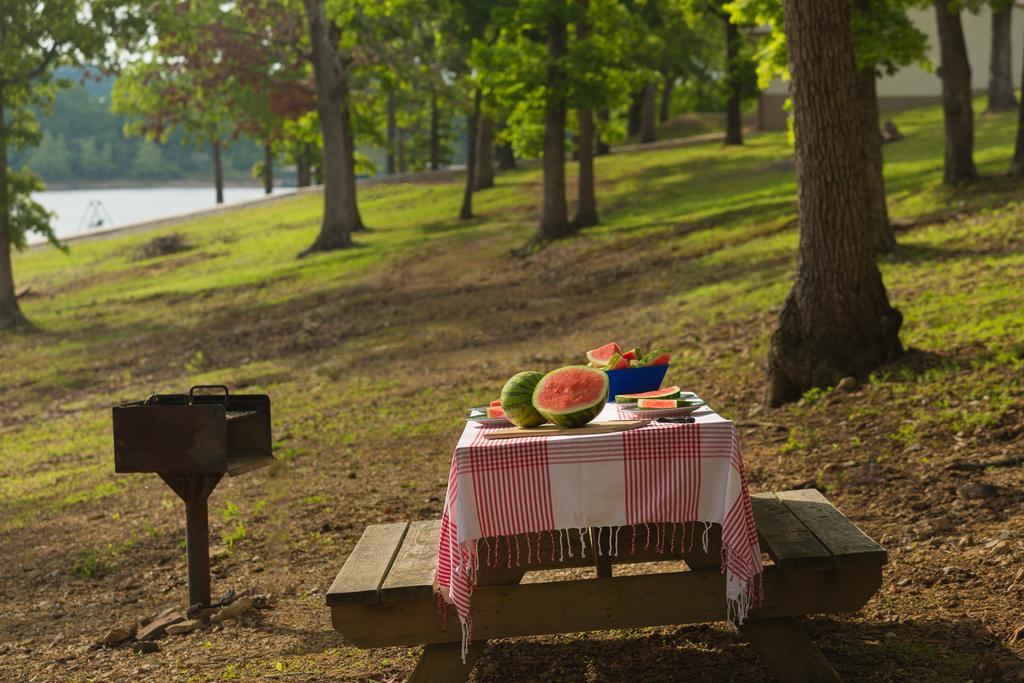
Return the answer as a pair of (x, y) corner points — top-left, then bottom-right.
(586, 342), (622, 366)
(487, 405), (506, 418)
(532, 365), (608, 428)
(614, 385), (682, 404)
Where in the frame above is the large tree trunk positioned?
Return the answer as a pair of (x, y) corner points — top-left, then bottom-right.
(429, 90), (440, 170)
(934, 0), (979, 185)
(1014, 26), (1024, 175)
(0, 114), (27, 329)
(302, 0), (358, 253)
(398, 130), (407, 173)
(725, 17), (744, 145)
(539, 15), (570, 240)
(640, 82), (657, 143)
(460, 88), (481, 220)
(474, 115), (494, 190)
(263, 143), (273, 195)
(386, 87), (397, 174)
(768, 0), (903, 407)
(627, 93), (643, 138)
(596, 109), (610, 155)
(496, 141), (515, 170)
(659, 74), (674, 124)
(296, 145), (312, 187)
(857, 68), (895, 253)
(212, 138), (224, 205)
(574, 5), (597, 229)
(988, 7), (1017, 112)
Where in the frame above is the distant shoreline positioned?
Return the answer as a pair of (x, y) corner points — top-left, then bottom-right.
(42, 179), (290, 191)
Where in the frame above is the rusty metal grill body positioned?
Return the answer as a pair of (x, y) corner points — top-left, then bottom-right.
(113, 386), (273, 606)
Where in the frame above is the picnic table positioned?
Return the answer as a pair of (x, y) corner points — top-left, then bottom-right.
(327, 402), (887, 681)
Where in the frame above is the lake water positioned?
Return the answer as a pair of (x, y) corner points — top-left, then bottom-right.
(31, 186), (297, 243)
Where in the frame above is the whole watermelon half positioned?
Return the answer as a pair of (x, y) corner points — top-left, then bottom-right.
(500, 371), (547, 428)
(532, 365), (609, 428)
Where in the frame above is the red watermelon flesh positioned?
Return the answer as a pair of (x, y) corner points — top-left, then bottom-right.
(585, 342), (622, 366)
(487, 405), (506, 418)
(636, 398), (681, 409)
(489, 399), (503, 407)
(616, 386), (682, 401)
(621, 348), (639, 361)
(604, 353), (630, 370)
(647, 353), (670, 366)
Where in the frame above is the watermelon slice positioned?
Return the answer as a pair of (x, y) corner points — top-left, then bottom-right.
(603, 352), (630, 371)
(487, 405), (506, 418)
(640, 348), (671, 366)
(585, 342), (622, 366)
(614, 385), (683, 404)
(636, 397), (705, 409)
(621, 348), (639, 361)
(532, 365), (609, 428)
(489, 399), (503, 407)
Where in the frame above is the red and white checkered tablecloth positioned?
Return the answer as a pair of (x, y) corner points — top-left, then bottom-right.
(435, 402), (763, 657)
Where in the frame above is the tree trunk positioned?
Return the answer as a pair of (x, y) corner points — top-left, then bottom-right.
(660, 74), (674, 124)
(539, 14), (570, 240)
(460, 88), (481, 220)
(296, 145), (312, 187)
(398, 130), (407, 173)
(725, 16), (743, 146)
(1014, 25), (1024, 175)
(212, 139), (224, 205)
(0, 112), (27, 329)
(429, 90), (440, 170)
(574, 6), (597, 229)
(596, 109), (610, 155)
(302, 0), (357, 253)
(768, 0), (903, 407)
(857, 68), (895, 253)
(640, 82), (657, 143)
(496, 141), (515, 170)
(934, 0), (979, 185)
(263, 143), (273, 194)
(627, 93), (643, 138)
(386, 87), (397, 174)
(474, 115), (494, 190)
(988, 7), (1017, 112)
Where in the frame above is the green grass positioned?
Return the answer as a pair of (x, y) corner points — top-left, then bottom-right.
(2, 96), (1023, 531)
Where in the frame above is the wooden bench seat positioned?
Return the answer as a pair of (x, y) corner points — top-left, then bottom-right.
(327, 489), (886, 682)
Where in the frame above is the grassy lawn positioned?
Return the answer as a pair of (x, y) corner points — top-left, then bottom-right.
(1, 98), (1022, 681)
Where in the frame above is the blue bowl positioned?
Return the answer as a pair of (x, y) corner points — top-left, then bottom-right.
(605, 365), (669, 402)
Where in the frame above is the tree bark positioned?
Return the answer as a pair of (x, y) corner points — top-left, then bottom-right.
(212, 138), (224, 205)
(1014, 24), (1024, 176)
(934, 0), (979, 185)
(725, 17), (744, 145)
(296, 145), (312, 187)
(659, 74), (674, 124)
(0, 110), (27, 329)
(574, 6), (597, 229)
(596, 109), (610, 155)
(539, 14), (571, 240)
(627, 93), (643, 138)
(429, 90), (440, 170)
(474, 115), (494, 190)
(460, 88), (481, 220)
(263, 143), (273, 194)
(857, 68), (895, 253)
(988, 7), (1017, 112)
(640, 82), (657, 143)
(768, 0), (903, 407)
(386, 87), (397, 174)
(302, 0), (360, 253)
(398, 130), (407, 173)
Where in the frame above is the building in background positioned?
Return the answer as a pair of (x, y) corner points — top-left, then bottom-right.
(758, 4), (1024, 130)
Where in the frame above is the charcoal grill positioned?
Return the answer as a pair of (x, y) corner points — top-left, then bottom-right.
(113, 385), (274, 606)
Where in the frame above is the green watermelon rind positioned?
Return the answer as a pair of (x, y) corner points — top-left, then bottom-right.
(500, 371), (547, 428)
(639, 348), (670, 366)
(532, 365), (609, 428)
(614, 386), (683, 403)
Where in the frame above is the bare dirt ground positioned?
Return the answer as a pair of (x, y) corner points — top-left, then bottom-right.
(2, 189), (1023, 681)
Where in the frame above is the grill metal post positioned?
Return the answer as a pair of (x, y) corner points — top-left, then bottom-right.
(161, 472), (224, 606)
